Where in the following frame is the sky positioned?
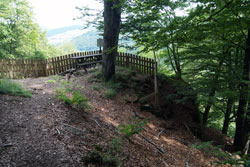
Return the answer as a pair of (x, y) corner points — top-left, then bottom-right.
(29, 0), (102, 30)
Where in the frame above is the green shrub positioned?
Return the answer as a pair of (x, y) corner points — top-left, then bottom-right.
(215, 154), (250, 167)
(46, 79), (56, 83)
(104, 89), (118, 99)
(92, 84), (100, 91)
(82, 145), (121, 167)
(102, 77), (122, 99)
(0, 79), (32, 97)
(55, 89), (89, 109)
(83, 117), (149, 167)
(71, 91), (89, 109)
(118, 117), (149, 139)
(55, 88), (71, 104)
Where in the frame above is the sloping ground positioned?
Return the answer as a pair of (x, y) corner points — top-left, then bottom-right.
(0, 69), (225, 167)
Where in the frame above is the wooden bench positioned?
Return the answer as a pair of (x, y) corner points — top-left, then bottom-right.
(70, 54), (102, 72)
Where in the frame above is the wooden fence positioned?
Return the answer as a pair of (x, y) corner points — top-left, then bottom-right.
(0, 51), (156, 79)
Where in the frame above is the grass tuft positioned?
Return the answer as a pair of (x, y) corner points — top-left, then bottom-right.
(0, 79), (32, 97)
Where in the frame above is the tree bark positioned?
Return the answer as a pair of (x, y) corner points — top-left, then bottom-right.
(102, 0), (121, 81)
(203, 58), (224, 125)
(203, 89), (216, 125)
(222, 97), (234, 135)
(242, 99), (250, 153)
(234, 28), (250, 151)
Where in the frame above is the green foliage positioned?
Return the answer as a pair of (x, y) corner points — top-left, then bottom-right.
(0, 79), (31, 97)
(215, 154), (250, 167)
(55, 88), (71, 104)
(192, 141), (230, 159)
(88, 68), (126, 99)
(83, 117), (149, 166)
(82, 145), (121, 167)
(46, 80), (56, 83)
(118, 117), (149, 139)
(55, 89), (89, 109)
(92, 84), (100, 91)
(71, 91), (89, 109)
(0, 0), (61, 59)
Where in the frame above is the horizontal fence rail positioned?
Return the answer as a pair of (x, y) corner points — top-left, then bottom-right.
(0, 51), (156, 79)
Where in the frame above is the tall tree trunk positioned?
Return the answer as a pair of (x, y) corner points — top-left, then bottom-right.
(203, 89), (216, 125)
(102, 0), (121, 81)
(234, 28), (250, 151)
(222, 97), (234, 135)
(242, 99), (250, 154)
(203, 59), (224, 125)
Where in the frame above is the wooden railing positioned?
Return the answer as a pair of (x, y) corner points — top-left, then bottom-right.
(0, 51), (156, 79)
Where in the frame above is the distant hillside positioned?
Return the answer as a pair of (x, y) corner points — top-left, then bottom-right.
(46, 26), (134, 52)
(71, 30), (101, 51)
(46, 25), (83, 37)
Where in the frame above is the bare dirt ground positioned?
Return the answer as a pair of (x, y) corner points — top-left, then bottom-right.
(0, 69), (221, 167)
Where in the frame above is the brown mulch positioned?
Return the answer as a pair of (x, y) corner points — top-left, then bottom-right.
(0, 70), (222, 167)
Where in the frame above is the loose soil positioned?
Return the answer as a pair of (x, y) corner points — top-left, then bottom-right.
(0, 69), (225, 167)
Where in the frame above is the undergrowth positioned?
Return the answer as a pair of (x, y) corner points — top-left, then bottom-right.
(82, 117), (149, 167)
(56, 89), (89, 109)
(0, 79), (32, 97)
(88, 67), (136, 99)
(192, 141), (250, 166)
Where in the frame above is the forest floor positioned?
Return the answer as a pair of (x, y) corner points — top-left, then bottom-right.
(0, 67), (226, 167)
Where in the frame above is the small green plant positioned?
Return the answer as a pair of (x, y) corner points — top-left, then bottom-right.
(0, 79), (32, 97)
(192, 141), (230, 159)
(55, 88), (71, 104)
(102, 77), (122, 99)
(104, 89), (117, 99)
(83, 117), (149, 167)
(71, 91), (89, 109)
(51, 75), (62, 80)
(55, 89), (89, 109)
(92, 84), (100, 91)
(46, 79), (56, 83)
(60, 80), (70, 86)
(215, 153), (250, 167)
(82, 145), (121, 167)
(118, 117), (149, 138)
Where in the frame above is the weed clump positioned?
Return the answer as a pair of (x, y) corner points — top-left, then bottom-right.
(0, 79), (32, 97)
(82, 117), (149, 167)
(56, 89), (89, 109)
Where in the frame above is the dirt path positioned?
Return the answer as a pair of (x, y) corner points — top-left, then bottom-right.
(0, 72), (219, 167)
(0, 77), (80, 167)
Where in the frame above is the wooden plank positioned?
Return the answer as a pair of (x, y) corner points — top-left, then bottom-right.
(8, 59), (12, 79)
(15, 59), (18, 78)
(3, 59), (7, 78)
(0, 59), (2, 78)
(59, 56), (63, 73)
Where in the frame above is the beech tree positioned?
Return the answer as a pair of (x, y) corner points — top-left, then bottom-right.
(102, 0), (121, 81)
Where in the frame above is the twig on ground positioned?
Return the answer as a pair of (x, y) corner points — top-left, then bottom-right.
(1, 143), (13, 148)
(162, 160), (169, 167)
(183, 123), (196, 140)
(55, 128), (60, 135)
(139, 134), (165, 154)
(63, 123), (88, 138)
(132, 110), (145, 119)
(185, 149), (192, 167)
(139, 92), (155, 102)
(183, 123), (196, 167)
(93, 118), (101, 127)
(158, 129), (165, 139)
